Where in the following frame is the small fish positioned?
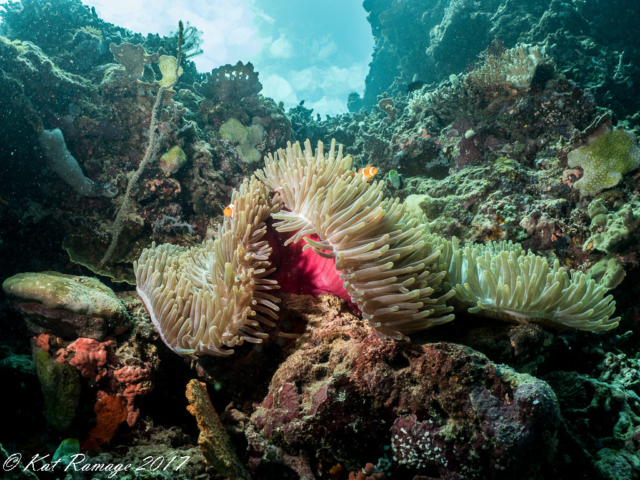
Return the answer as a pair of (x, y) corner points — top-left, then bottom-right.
(223, 204), (236, 217)
(353, 165), (378, 182)
(407, 80), (424, 92)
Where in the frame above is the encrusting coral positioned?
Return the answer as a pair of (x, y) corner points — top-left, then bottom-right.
(134, 177), (281, 359)
(439, 238), (620, 331)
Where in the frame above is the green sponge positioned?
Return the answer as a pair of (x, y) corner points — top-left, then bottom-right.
(219, 118), (264, 164)
(568, 129), (640, 197)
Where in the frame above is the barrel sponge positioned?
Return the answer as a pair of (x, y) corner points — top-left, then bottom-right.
(568, 129), (640, 197)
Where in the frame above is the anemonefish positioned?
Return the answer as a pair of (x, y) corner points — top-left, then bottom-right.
(223, 204), (236, 217)
(352, 165), (378, 182)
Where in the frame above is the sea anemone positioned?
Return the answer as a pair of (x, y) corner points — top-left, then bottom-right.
(134, 140), (619, 360)
(441, 238), (620, 331)
(257, 140), (455, 340)
(134, 177), (281, 359)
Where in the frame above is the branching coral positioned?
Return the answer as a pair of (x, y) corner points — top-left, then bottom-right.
(134, 177), (281, 359)
(256, 140), (455, 340)
(440, 238), (620, 331)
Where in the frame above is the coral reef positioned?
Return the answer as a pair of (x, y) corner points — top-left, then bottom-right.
(0, 2), (290, 284)
(250, 294), (562, 479)
(2, 1), (640, 479)
(101, 21), (185, 266)
(360, 0), (640, 120)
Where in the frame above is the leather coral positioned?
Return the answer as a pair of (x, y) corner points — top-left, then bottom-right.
(134, 177), (281, 359)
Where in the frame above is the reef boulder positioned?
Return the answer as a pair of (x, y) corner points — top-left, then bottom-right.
(250, 294), (562, 479)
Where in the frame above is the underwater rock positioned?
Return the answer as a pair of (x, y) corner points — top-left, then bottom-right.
(2, 272), (127, 340)
(251, 294), (561, 479)
(33, 344), (81, 432)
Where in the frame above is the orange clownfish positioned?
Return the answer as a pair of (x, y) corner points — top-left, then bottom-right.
(223, 204), (236, 218)
(352, 165), (378, 182)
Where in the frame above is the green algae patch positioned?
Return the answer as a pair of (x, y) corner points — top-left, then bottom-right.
(219, 118), (264, 164)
